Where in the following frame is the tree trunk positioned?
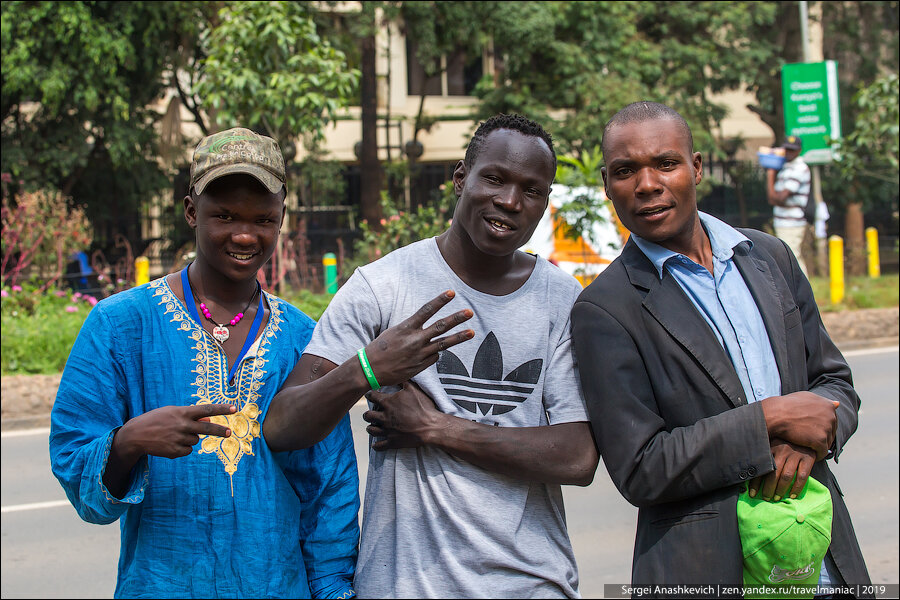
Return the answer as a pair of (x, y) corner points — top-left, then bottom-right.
(359, 17), (383, 230)
(844, 201), (866, 276)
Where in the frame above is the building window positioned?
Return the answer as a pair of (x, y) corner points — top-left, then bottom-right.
(407, 40), (483, 97)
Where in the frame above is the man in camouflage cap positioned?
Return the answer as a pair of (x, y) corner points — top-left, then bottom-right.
(50, 124), (361, 598)
(190, 127), (286, 195)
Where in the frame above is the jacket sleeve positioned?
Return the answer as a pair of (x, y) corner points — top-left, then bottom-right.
(49, 305), (149, 524)
(279, 413), (360, 599)
(773, 235), (861, 461)
(570, 300), (774, 508)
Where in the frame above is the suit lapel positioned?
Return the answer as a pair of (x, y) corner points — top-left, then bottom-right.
(732, 246), (791, 394)
(621, 242), (747, 408)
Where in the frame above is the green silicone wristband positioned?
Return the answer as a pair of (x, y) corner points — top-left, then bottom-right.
(357, 347), (381, 390)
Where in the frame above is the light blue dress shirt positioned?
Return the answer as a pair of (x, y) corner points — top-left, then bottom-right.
(631, 212), (781, 404)
(631, 211), (834, 587)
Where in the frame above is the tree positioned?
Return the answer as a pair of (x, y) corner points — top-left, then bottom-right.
(830, 73), (899, 274)
(397, 1), (494, 148)
(357, 1), (384, 229)
(311, 1), (389, 228)
(194, 1), (359, 151)
(1, 2), (216, 251)
(470, 2), (783, 159)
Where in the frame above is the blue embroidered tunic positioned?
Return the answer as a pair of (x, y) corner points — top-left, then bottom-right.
(49, 277), (359, 599)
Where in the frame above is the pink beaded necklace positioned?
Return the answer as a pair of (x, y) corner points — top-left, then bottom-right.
(198, 281), (260, 343)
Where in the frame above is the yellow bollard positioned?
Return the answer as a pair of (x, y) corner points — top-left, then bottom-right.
(866, 227), (881, 278)
(828, 236), (844, 305)
(135, 256), (149, 286)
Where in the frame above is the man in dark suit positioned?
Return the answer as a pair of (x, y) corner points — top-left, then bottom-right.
(571, 101), (871, 595)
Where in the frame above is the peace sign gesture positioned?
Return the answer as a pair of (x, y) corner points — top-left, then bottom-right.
(363, 290), (474, 388)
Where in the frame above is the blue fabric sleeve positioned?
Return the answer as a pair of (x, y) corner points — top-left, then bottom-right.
(49, 305), (149, 524)
(278, 413), (360, 599)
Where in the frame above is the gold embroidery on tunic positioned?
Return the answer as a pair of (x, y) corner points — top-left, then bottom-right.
(154, 278), (284, 495)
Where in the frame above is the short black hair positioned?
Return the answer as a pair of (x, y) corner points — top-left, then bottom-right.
(464, 113), (556, 171)
(601, 101), (693, 157)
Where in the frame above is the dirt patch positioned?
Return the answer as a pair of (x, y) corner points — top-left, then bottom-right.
(2, 308), (897, 428)
(2, 373), (62, 423)
(820, 306), (898, 345)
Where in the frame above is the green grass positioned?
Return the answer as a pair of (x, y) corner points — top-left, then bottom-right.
(279, 288), (335, 321)
(1, 287), (95, 374)
(808, 273), (899, 312)
(1, 286), (335, 375)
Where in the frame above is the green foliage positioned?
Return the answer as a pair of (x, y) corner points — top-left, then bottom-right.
(469, 1), (781, 159)
(553, 147), (610, 244)
(295, 149), (348, 208)
(1, 1), (207, 246)
(556, 146), (604, 189)
(1, 285), (97, 374)
(348, 187), (457, 274)
(400, 1), (492, 79)
(832, 73), (900, 205)
(195, 1), (359, 147)
(278, 288), (335, 322)
(809, 274), (900, 312)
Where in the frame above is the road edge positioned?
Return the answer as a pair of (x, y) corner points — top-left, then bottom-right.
(3, 338), (898, 433)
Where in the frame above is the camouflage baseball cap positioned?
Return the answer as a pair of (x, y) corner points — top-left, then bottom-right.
(190, 127), (286, 195)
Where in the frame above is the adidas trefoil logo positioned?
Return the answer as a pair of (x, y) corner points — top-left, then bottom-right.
(437, 332), (542, 417)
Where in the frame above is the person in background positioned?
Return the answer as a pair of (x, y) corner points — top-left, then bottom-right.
(50, 128), (359, 598)
(766, 134), (811, 275)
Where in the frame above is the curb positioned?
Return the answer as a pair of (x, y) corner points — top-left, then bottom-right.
(2, 339), (898, 434)
(2, 415), (50, 432)
(835, 337), (899, 352)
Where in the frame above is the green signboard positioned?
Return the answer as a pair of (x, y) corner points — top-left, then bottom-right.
(781, 60), (842, 164)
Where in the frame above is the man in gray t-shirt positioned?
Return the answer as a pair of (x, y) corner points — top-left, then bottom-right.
(265, 114), (599, 598)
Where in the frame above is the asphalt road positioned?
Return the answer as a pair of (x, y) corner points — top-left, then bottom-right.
(2, 346), (897, 599)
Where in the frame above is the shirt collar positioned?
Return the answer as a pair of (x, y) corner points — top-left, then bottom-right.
(631, 211), (752, 279)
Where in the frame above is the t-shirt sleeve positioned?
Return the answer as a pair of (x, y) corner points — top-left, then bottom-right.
(304, 269), (383, 366)
(541, 309), (590, 426)
(49, 304), (149, 524)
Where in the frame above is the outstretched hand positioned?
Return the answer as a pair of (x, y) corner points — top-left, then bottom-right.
(363, 381), (444, 451)
(748, 438), (817, 502)
(363, 291), (474, 387)
(116, 403), (236, 461)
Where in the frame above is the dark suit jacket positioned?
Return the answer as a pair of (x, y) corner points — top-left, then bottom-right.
(571, 228), (871, 589)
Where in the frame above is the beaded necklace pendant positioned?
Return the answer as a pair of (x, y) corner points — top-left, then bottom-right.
(212, 325), (230, 343)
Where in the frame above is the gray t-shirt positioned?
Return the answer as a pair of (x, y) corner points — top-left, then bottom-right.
(306, 237), (588, 599)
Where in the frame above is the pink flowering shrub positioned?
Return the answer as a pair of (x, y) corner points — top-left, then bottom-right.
(1, 186), (93, 290)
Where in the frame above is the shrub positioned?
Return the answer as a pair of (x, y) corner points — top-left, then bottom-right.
(279, 288), (334, 321)
(347, 186), (456, 276)
(1, 282), (336, 374)
(1, 284), (96, 374)
(1, 187), (93, 290)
